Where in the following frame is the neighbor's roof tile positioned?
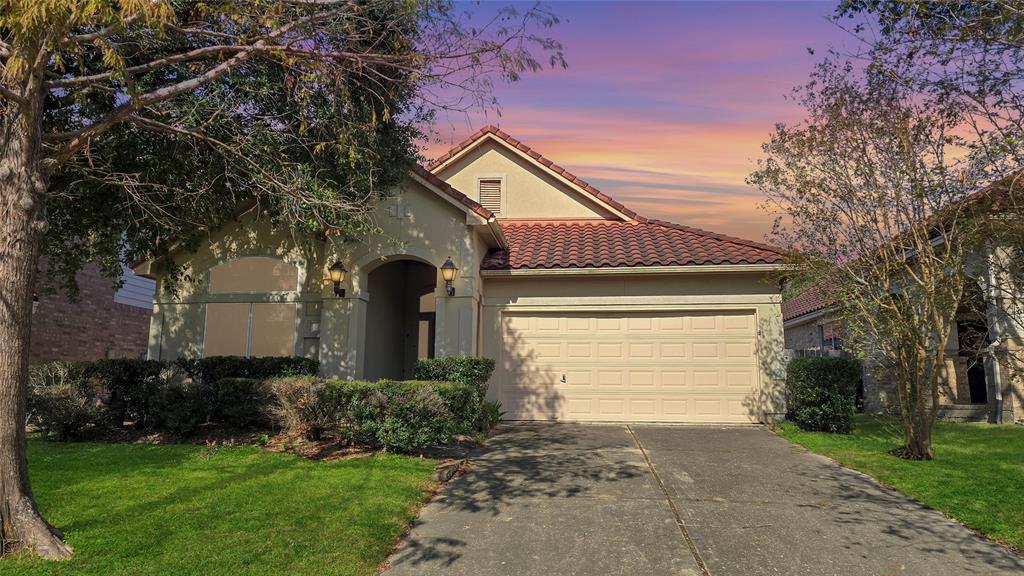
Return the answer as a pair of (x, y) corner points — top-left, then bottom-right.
(781, 286), (831, 322)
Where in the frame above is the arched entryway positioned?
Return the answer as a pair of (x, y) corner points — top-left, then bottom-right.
(955, 281), (991, 405)
(363, 259), (437, 380)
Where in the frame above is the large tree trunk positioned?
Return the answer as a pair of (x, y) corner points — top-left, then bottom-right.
(0, 99), (72, 558)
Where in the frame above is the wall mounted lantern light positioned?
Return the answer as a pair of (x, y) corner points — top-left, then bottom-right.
(328, 260), (347, 297)
(440, 257), (458, 296)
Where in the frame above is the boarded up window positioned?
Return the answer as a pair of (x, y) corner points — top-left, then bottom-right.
(478, 179), (502, 214)
(251, 303), (296, 357)
(203, 302), (296, 357)
(204, 303), (250, 357)
(209, 257), (299, 293)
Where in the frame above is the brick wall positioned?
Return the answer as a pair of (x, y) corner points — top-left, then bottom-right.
(784, 319), (820, 350)
(30, 262), (151, 363)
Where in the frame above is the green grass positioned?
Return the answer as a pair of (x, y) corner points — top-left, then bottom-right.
(5, 438), (436, 576)
(778, 414), (1024, 550)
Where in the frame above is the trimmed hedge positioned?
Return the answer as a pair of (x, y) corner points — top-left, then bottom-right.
(413, 356), (495, 396)
(267, 377), (480, 452)
(339, 380), (456, 451)
(786, 357), (862, 433)
(80, 358), (164, 427)
(208, 378), (272, 429)
(177, 356), (319, 386)
(28, 355), (487, 450)
(28, 356), (318, 438)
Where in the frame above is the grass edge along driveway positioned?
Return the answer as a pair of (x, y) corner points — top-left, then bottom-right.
(4, 438), (436, 576)
(778, 414), (1024, 552)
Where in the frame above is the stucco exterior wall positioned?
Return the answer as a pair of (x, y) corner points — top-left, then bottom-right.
(436, 139), (617, 220)
(479, 272), (786, 421)
(317, 178), (491, 379)
(147, 215), (325, 362)
(146, 175), (493, 379)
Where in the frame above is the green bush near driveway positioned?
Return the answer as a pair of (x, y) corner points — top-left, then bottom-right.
(785, 356), (861, 433)
(4, 438), (435, 576)
(269, 377), (480, 452)
(413, 356), (495, 396)
(779, 414), (1024, 550)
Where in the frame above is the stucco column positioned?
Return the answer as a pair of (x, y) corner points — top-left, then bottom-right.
(435, 294), (477, 357)
(147, 304), (163, 361)
(319, 297), (364, 379)
(756, 301), (786, 421)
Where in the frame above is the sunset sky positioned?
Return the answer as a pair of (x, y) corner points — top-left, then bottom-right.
(423, 1), (858, 242)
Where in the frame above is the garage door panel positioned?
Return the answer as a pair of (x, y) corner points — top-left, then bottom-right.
(499, 310), (760, 423)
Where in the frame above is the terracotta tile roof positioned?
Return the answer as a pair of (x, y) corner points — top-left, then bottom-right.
(480, 220), (783, 270)
(781, 286), (832, 322)
(411, 164), (494, 221)
(428, 125), (639, 219)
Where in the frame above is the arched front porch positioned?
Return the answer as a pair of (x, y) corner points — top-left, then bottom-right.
(362, 258), (437, 380)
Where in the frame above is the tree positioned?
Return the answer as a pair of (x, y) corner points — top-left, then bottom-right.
(0, 0), (564, 559)
(836, 0), (1024, 422)
(749, 57), (990, 460)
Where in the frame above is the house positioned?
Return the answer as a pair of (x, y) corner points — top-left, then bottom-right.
(135, 126), (787, 423)
(31, 261), (155, 363)
(781, 173), (1024, 423)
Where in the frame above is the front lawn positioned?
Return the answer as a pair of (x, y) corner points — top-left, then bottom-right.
(779, 414), (1024, 551)
(5, 438), (436, 576)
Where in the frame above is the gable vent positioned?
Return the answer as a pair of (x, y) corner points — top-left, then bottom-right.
(478, 179), (502, 214)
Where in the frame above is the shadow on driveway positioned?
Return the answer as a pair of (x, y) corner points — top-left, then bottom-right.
(385, 423), (1024, 576)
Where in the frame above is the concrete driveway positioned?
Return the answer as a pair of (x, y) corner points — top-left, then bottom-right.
(384, 423), (1024, 576)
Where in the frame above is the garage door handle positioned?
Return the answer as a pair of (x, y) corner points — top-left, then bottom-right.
(560, 374), (566, 383)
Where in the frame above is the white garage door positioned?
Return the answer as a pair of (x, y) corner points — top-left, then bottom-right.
(498, 310), (760, 423)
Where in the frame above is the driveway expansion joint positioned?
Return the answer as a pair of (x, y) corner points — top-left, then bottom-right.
(626, 424), (712, 576)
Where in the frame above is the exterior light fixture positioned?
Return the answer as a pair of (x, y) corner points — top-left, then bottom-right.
(440, 257), (458, 296)
(328, 260), (347, 297)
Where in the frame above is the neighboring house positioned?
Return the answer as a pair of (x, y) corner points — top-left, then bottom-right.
(31, 261), (155, 363)
(781, 174), (1024, 424)
(782, 288), (845, 354)
(135, 126), (786, 423)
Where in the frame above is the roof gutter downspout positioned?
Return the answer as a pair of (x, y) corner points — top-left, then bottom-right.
(486, 216), (507, 248)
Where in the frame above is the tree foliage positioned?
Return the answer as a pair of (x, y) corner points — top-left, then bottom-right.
(1, 0), (565, 292)
(0, 0), (564, 559)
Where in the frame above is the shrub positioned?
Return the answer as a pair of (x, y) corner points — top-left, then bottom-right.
(479, 400), (504, 433)
(266, 376), (345, 440)
(177, 356), (319, 386)
(786, 357), (862, 433)
(28, 362), (108, 441)
(343, 380), (455, 452)
(149, 380), (208, 437)
(430, 380), (481, 435)
(80, 358), (164, 427)
(208, 378), (272, 429)
(413, 356), (495, 396)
